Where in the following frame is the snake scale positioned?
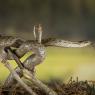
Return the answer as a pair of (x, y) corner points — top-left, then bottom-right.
(0, 25), (93, 88)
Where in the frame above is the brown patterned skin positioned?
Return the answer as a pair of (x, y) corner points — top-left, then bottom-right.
(0, 35), (92, 88)
(0, 35), (91, 62)
(42, 38), (91, 48)
(4, 49), (46, 87)
(4, 40), (46, 88)
(0, 35), (25, 62)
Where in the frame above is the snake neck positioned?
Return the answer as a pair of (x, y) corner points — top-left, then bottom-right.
(33, 45), (46, 60)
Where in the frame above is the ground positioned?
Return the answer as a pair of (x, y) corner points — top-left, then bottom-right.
(1, 78), (95, 95)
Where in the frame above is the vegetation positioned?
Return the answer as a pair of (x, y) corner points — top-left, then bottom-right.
(1, 78), (95, 95)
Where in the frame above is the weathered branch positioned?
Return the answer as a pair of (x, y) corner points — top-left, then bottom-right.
(23, 69), (57, 95)
(2, 59), (37, 95)
(5, 47), (57, 95)
(4, 42), (45, 87)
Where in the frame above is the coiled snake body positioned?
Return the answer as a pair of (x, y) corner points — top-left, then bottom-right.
(0, 26), (93, 91)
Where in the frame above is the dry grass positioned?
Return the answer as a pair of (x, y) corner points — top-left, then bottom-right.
(0, 78), (95, 95)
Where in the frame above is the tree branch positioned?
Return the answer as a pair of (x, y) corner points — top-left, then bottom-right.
(2, 59), (37, 95)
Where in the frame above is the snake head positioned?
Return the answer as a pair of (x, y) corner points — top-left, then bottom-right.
(33, 24), (43, 44)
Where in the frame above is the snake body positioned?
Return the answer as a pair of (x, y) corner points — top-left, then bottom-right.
(0, 35), (92, 87)
(43, 38), (91, 48)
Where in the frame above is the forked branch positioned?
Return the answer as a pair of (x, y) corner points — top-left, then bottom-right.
(7, 47), (57, 95)
(2, 59), (37, 95)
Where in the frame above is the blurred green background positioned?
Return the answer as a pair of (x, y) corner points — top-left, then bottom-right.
(0, 47), (95, 83)
(0, 0), (95, 83)
(0, 0), (95, 40)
